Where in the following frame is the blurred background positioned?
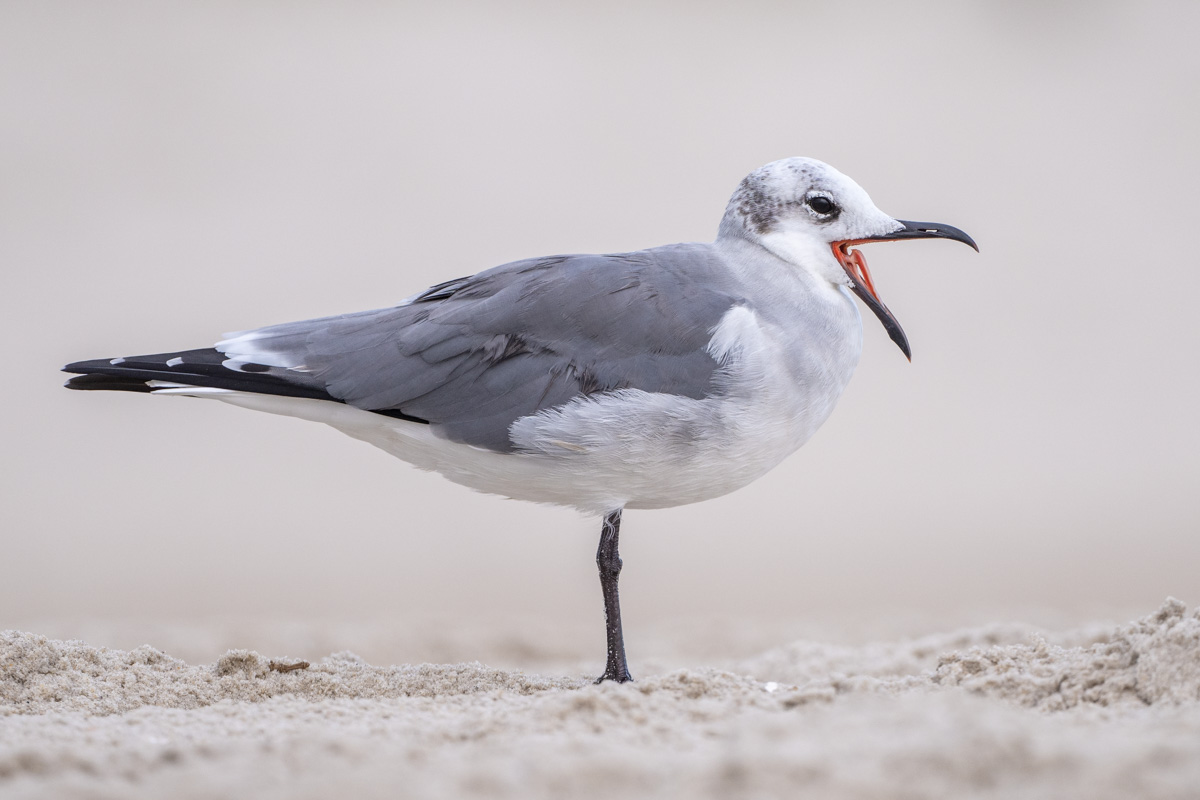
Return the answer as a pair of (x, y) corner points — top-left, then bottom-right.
(2, 1), (1198, 666)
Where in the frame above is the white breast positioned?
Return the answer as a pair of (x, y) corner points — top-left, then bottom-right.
(504, 300), (862, 511)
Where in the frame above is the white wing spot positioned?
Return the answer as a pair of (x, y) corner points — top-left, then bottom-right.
(109, 357), (126, 365)
(217, 331), (304, 369)
(165, 357), (184, 367)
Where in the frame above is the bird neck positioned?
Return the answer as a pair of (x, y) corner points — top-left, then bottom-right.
(716, 224), (849, 292)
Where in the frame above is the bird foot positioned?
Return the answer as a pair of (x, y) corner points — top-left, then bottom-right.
(595, 667), (634, 684)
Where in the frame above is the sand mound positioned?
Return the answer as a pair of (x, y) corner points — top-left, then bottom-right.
(2, 601), (1199, 799)
(934, 597), (1200, 708)
(1, 634), (583, 717)
(734, 598), (1200, 710)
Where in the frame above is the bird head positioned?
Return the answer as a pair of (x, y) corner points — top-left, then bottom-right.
(719, 157), (978, 360)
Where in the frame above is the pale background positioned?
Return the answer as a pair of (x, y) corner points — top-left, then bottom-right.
(2, 2), (1198, 662)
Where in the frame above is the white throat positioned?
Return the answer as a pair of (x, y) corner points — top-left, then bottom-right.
(754, 228), (849, 288)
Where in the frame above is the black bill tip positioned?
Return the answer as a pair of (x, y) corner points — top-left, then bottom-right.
(885, 220), (979, 252)
(848, 281), (912, 361)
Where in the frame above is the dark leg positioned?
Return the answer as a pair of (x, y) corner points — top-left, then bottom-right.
(596, 509), (633, 683)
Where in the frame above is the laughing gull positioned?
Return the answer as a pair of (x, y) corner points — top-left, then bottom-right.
(64, 157), (976, 682)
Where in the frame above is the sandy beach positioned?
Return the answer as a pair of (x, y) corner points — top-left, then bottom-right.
(4, 600), (1199, 799)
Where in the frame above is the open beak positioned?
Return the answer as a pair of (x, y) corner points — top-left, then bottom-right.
(832, 220), (978, 361)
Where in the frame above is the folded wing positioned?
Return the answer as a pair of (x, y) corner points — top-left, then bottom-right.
(69, 244), (740, 453)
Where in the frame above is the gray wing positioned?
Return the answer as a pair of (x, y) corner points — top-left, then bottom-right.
(218, 243), (740, 452)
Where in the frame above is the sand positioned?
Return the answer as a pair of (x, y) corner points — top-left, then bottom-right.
(3, 600), (1200, 799)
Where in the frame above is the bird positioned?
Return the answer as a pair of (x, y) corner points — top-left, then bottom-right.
(63, 157), (977, 683)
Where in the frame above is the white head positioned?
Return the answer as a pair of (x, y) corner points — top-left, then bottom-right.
(719, 157), (977, 359)
(720, 157), (900, 284)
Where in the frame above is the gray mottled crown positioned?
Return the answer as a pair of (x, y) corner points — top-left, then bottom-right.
(719, 157), (833, 239)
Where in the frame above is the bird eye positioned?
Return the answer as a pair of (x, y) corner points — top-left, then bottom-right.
(807, 196), (836, 215)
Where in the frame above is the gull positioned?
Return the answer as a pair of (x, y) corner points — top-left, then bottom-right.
(63, 157), (976, 682)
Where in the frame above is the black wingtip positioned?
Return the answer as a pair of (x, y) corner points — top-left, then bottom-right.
(64, 373), (156, 393)
(60, 349), (431, 424)
(63, 358), (111, 375)
(60, 349), (342, 404)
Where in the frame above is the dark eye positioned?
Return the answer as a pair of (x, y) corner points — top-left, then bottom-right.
(808, 196), (836, 215)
